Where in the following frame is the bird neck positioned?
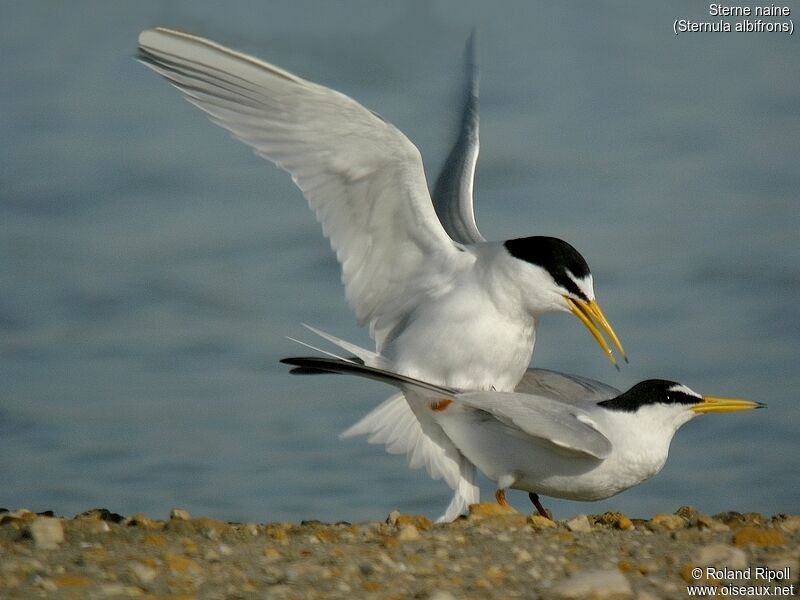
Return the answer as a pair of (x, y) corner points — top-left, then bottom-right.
(603, 406), (692, 484)
(475, 244), (540, 323)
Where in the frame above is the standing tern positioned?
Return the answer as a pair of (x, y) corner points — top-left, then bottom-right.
(137, 28), (626, 519)
(282, 355), (764, 516)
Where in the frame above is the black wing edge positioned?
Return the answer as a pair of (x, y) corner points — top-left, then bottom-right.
(279, 356), (457, 396)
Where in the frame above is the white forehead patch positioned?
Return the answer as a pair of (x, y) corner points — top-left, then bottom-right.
(668, 384), (701, 399)
(568, 272), (595, 301)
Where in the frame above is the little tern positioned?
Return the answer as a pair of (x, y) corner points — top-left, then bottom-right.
(282, 355), (764, 517)
(138, 28), (626, 519)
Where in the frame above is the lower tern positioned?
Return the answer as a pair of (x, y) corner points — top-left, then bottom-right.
(282, 356), (764, 516)
(138, 28), (626, 520)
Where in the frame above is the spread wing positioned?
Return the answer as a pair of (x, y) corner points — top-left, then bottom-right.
(138, 28), (470, 348)
(431, 30), (484, 244)
(456, 391), (612, 459)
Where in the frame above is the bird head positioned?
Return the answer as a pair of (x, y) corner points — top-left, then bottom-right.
(590, 379), (763, 494)
(503, 236), (626, 367)
(599, 379), (764, 427)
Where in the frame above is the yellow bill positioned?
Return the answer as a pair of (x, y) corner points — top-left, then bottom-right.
(691, 396), (766, 414)
(565, 296), (627, 368)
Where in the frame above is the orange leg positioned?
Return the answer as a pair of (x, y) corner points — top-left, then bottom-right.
(429, 399), (453, 411)
(495, 489), (509, 506)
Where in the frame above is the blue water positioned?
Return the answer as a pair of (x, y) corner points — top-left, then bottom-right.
(1, 2), (798, 523)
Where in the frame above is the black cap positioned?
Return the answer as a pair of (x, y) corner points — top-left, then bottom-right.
(504, 236), (591, 300)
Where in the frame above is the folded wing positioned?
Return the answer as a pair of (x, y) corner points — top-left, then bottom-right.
(455, 391), (612, 459)
(515, 368), (620, 404)
(281, 356), (611, 461)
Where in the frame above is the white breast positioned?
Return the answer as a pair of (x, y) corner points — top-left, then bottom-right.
(382, 274), (536, 391)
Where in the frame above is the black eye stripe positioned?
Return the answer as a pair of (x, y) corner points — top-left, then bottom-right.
(504, 236), (590, 301)
(558, 274), (585, 300)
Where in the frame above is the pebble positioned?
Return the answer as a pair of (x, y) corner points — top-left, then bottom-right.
(465, 502), (528, 528)
(484, 565), (504, 581)
(529, 515), (557, 529)
(777, 515), (800, 534)
(83, 519), (111, 534)
(395, 514), (433, 530)
(428, 591), (458, 600)
(693, 542), (748, 569)
(396, 524), (421, 542)
(170, 508), (192, 521)
(218, 543), (233, 556)
(26, 517), (64, 550)
(467, 501), (519, 518)
(616, 516), (634, 530)
(674, 505), (700, 521)
(714, 511), (768, 527)
(165, 552), (203, 576)
(74, 508), (124, 523)
(549, 569), (633, 599)
(125, 513), (161, 530)
(732, 526), (787, 547)
(649, 514), (686, 531)
(0, 509), (37, 525)
(593, 512), (634, 530)
(514, 548), (533, 563)
(565, 514), (593, 532)
(695, 515), (729, 532)
(130, 561), (158, 584)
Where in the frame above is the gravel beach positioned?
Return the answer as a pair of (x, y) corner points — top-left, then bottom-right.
(1, 505), (797, 599)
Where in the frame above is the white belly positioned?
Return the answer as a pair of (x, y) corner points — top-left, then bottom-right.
(381, 287), (535, 392)
(439, 410), (670, 502)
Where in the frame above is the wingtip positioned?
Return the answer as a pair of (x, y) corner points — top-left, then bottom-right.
(138, 27), (166, 47)
(280, 356), (346, 376)
(138, 26), (186, 45)
(464, 28), (479, 92)
(466, 27), (478, 50)
(279, 356), (307, 369)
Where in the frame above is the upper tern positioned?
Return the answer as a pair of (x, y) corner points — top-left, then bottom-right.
(138, 28), (626, 520)
(282, 356), (764, 517)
